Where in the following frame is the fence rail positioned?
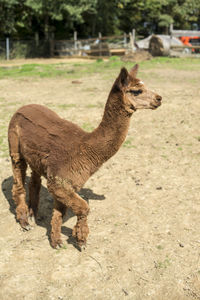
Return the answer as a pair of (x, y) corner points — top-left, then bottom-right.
(170, 30), (200, 38)
(170, 24), (200, 37)
(51, 32), (135, 57)
(171, 45), (200, 49)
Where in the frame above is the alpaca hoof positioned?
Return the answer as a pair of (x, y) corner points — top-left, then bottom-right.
(18, 216), (32, 231)
(51, 239), (63, 249)
(55, 244), (63, 250)
(72, 224), (89, 248)
(77, 239), (87, 248)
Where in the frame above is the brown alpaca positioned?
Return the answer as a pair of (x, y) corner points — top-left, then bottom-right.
(8, 64), (162, 249)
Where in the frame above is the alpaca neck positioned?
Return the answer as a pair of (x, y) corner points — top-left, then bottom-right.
(89, 93), (132, 162)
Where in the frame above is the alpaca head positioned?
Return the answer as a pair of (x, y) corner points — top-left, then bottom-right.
(114, 64), (162, 113)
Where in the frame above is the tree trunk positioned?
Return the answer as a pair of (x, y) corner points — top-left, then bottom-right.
(44, 14), (49, 40)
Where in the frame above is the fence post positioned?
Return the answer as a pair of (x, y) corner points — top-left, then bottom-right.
(169, 23), (173, 34)
(6, 37), (10, 60)
(74, 31), (77, 54)
(169, 23), (173, 55)
(129, 32), (134, 52)
(98, 32), (102, 56)
(124, 33), (127, 49)
(132, 29), (135, 47)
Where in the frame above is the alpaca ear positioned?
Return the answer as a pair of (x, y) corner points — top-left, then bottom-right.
(118, 67), (129, 87)
(130, 64), (139, 77)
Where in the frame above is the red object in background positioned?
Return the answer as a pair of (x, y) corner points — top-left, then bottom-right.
(180, 36), (200, 53)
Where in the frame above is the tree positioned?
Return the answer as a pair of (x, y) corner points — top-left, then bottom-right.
(173, 0), (200, 29)
(158, 14), (174, 34)
(23, 0), (97, 39)
(0, 0), (19, 36)
(0, 0), (199, 40)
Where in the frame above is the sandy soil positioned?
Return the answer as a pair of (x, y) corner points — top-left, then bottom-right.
(0, 61), (200, 300)
(0, 57), (97, 67)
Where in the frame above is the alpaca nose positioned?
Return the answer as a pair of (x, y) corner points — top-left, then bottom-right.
(156, 95), (162, 102)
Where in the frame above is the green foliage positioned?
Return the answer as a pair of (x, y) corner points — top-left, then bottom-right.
(0, 0), (19, 35)
(96, 58), (103, 63)
(174, 0), (200, 24)
(158, 14), (174, 33)
(0, 0), (199, 39)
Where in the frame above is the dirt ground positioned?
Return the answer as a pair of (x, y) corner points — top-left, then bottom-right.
(0, 60), (200, 300)
(0, 57), (98, 67)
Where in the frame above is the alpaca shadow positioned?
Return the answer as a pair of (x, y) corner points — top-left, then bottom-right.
(1, 176), (105, 251)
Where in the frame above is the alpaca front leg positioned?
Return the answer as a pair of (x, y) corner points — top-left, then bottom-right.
(51, 199), (66, 248)
(48, 183), (89, 248)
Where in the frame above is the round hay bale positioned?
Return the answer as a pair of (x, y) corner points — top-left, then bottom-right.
(149, 35), (170, 56)
(149, 35), (183, 56)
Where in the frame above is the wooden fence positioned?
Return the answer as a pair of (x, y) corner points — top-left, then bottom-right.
(50, 30), (136, 57)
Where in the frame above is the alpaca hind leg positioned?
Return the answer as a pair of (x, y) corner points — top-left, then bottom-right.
(50, 199), (66, 248)
(11, 153), (30, 230)
(29, 171), (41, 221)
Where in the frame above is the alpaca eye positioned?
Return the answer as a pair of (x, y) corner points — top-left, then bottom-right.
(130, 89), (143, 96)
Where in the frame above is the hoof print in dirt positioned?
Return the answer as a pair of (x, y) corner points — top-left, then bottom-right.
(21, 224), (33, 231)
